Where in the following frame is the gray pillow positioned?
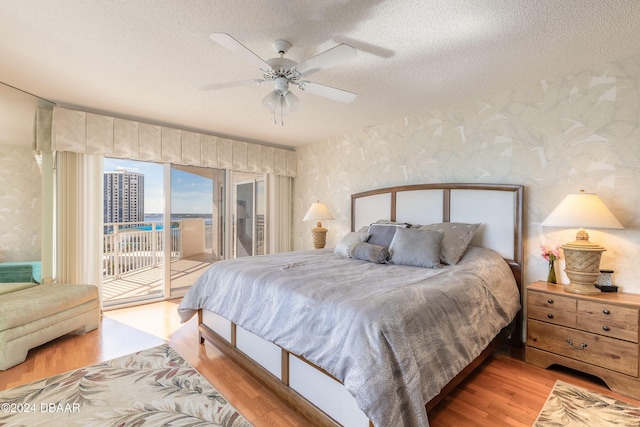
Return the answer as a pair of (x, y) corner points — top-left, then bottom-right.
(334, 231), (370, 258)
(352, 242), (390, 264)
(367, 222), (409, 248)
(418, 222), (480, 265)
(389, 228), (443, 268)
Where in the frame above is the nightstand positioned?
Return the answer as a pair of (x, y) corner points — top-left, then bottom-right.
(525, 281), (640, 400)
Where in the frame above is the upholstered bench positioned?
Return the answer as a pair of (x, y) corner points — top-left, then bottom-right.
(0, 284), (100, 370)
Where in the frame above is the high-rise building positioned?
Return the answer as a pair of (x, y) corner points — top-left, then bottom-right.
(104, 170), (145, 223)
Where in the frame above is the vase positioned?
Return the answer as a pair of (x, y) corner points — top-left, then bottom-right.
(547, 260), (557, 284)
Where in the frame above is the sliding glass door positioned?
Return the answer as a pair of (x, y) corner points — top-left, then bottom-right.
(102, 158), (166, 306)
(103, 159), (226, 306)
(232, 172), (265, 258)
(168, 165), (225, 298)
(102, 160), (267, 306)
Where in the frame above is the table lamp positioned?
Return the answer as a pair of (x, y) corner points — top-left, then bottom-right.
(303, 201), (334, 249)
(542, 190), (623, 294)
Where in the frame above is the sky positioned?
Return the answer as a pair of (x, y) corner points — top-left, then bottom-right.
(103, 158), (213, 214)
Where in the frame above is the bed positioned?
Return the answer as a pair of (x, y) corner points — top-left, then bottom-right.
(178, 183), (524, 427)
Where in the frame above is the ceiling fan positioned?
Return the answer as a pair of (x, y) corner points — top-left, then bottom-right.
(201, 33), (358, 125)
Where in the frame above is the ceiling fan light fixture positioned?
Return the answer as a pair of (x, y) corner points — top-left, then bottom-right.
(261, 90), (283, 113)
(284, 91), (301, 112)
(262, 88), (301, 114)
(263, 91), (292, 114)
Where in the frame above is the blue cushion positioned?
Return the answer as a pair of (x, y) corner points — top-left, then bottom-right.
(0, 261), (41, 283)
(0, 265), (33, 283)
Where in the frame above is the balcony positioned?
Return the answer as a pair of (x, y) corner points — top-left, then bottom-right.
(102, 219), (217, 305)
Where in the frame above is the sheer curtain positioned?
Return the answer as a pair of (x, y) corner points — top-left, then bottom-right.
(267, 174), (293, 253)
(55, 152), (103, 297)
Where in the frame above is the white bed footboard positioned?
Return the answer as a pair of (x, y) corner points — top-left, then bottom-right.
(201, 310), (369, 427)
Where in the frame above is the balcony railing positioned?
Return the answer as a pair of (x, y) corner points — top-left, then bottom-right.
(103, 219), (215, 281)
(102, 218), (272, 304)
(103, 221), (183, 280)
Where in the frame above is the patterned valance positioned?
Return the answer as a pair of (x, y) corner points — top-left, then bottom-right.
(40, 106), (296, 177)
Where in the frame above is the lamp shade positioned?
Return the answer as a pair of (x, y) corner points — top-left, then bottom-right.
(542, 190), (623, 295)
(303, 201), (334, 222)
(542, 190), (623, 230)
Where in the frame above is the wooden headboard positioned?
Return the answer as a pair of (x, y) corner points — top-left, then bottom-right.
(351, 182), (524, 298)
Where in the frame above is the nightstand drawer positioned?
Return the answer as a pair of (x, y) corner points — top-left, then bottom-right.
(577, 315), (639, 343)
(578, 300), (639, 325)
(528, 291), (576, 312)
(527, 319), (639, 377)
(528, 305), (576, 328)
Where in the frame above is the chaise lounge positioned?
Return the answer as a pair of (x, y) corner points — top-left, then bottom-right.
(0, 263), (100, 370)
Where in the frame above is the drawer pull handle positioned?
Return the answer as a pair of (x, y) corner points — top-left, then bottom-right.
(547, 314), (554, 319)
(547, 299), (554, 304)
(566, 339), (587, 350)
(603, 309), (611, 315)
(603, 326), (611, 332)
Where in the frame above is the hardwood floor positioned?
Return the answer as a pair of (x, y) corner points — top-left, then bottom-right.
(2, 300), (640, 426)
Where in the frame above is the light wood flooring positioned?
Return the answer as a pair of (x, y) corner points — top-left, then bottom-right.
(2, 300), (640, 426)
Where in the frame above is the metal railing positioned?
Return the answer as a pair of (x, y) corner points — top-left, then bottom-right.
(103, 221), (182, 280)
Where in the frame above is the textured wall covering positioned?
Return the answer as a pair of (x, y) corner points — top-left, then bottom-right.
(0, 145), (41, 262)
(294, 56), (640, 294)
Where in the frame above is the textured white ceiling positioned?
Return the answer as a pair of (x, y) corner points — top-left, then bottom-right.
(1, 0), (639, 148)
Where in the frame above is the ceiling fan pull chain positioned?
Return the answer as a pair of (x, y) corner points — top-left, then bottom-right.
(280, 96), (285, 126)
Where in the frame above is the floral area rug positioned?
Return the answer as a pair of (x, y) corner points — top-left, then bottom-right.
(0, 344), (252, 426)
(533, 380), (640, 426)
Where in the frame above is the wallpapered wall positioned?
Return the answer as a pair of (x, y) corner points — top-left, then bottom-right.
(294, 56), (640, 294)
(0, 145), (41, 262)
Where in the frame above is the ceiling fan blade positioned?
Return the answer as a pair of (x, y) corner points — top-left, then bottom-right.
(297, 81), (357, 103)
(294, 44), (357, 77)
(199, 79), (264, 91)
(209, 33), (271, 70)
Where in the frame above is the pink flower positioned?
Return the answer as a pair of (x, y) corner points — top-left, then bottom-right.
(540, 245), (561, 262)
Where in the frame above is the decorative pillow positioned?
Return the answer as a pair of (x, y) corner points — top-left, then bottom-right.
(367, 222), (409, 248)
(334, 231), (370, 258)
(418, 222), (480, 265)
(352, 242), (390, 264)
(388, 228), (443, 268)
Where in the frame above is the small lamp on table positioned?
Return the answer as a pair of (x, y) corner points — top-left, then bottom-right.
(303, 201), (334, 249)
(542, 190), (623, 295)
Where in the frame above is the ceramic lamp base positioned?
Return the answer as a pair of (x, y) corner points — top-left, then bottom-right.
(311, 226), (328, 249)
(562, 241), (605, 295)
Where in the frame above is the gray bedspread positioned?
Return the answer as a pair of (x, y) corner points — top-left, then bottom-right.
(178, 246), (521, 427)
